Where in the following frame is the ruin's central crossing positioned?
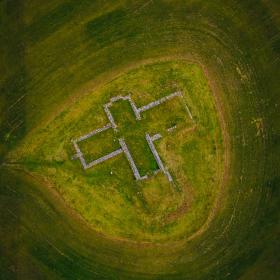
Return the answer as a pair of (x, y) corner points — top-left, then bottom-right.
(72, 92), (193, 183)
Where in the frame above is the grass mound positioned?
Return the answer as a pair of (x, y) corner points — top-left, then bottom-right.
(9, 61), (224, 242)
(0, 0), (279, 279)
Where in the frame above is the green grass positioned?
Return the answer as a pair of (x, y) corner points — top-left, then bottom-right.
(1, 0), (279, 279)
(8, 61), (224, 242)
(79, 128), (119, 163)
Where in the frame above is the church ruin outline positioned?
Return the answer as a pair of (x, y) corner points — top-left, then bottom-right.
(72, 91), (193, 183)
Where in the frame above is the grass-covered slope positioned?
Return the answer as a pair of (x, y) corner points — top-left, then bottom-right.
(8, 61), (224, 242)
(1, 0), (279, 279)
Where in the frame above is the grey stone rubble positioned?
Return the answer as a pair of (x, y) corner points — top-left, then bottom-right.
(167, 125), (177, 132)
(145, 133), (173, 182)
(77, 123), (112, 142)
(72, 141), (87, 169)
(138, 91), (183, 113)
(103, 105), (117, 130)
(72, 91), (194, 183)
(104, 95), (141, 125)
(151, 133), (162, 141)
(119, 138), (147, 180)
(86, 148), (123, 169)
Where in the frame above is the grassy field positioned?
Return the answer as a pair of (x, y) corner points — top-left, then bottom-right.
(1, 0), (280, 279)
(8, 61), (224, 242)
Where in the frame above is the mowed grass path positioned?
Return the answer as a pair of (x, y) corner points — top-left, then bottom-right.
(0, 0), (279, 279)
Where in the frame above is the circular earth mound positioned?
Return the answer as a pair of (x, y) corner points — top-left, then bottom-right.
(0, 1), (279, 279)
(9, 60), (225, 242)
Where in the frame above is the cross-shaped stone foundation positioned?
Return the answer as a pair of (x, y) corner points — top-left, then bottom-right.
(72, 92), (193, 183)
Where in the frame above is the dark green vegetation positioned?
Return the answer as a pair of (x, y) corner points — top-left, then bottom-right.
(1, 0), (280, 279)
